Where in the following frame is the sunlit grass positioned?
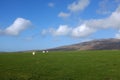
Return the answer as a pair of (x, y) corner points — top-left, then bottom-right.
(0, 50), (120, 80)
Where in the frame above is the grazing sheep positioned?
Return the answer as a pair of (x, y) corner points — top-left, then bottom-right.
(32, 51), (35, 55)
(42, 50), (48, 53)
(42, 50), (45, 53)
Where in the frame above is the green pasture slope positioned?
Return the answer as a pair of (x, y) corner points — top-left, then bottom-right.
(0, 50), (120, 80)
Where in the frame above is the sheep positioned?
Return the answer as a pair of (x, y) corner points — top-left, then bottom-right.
(42, 50), (49, 53)
(42, 50), (45, 53)
(32, 51), (35, 55)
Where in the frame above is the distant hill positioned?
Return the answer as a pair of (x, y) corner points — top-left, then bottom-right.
(48, 38), (120, 51)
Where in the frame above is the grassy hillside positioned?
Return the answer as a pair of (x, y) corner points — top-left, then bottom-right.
(0, 50), (120, 80)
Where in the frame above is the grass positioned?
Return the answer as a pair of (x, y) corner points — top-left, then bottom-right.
(0, 50), (120, 80)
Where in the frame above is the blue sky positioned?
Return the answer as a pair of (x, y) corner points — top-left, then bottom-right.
(0, 0), (120, 51)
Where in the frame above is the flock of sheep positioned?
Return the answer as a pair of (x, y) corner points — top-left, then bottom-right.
(32, 50), (48, 55)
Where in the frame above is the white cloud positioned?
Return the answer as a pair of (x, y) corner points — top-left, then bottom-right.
(58, 0), (90, 19)
(71, 24), (95, 38)
(0, 18), (32, 36)
(42, 6), (120, 38)
(86, 6), (120, 29)
(50, 25), (72, 36)
(42, 24), (95, 38)
(68, 0), (90, 12)
(41, 25), (71, 36)
(85, 6), (120, 38)
(48, 2), (54, 7)
(58, 12), (70, 18)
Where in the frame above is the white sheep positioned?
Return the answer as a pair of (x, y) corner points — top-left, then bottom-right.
(32, 51), (35, 55)
(42, 50), (45, 53)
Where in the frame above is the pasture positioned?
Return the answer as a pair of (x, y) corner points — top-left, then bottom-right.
(0, 50), (120, 80)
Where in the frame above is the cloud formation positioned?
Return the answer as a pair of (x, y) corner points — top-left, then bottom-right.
(68, 0), (90, 12)
(42, 24), (95, 38)
(42, 25), (72, 36)
(0, 18), (32, 36)
(58, 12), (70, 18)
(86, 6), (120, 29)
(42, 6), (120, 38)
(71, 24), (95, 38)
(58, 0), (90, 19)
(51, 25), (72, 36)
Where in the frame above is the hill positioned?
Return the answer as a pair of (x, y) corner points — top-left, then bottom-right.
(49, 38), (120, 51)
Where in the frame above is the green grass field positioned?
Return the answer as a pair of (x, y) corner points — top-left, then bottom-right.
(0, 50), (120, 80)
